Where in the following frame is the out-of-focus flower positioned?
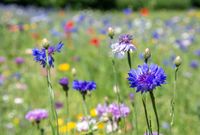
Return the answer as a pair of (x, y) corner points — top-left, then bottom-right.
(58, 63), (70, 71)
(111, 34), (136, 58)
(15, 57), (24, 65)
(59, 77), (69, 91)
(90, 108), (97, 117)
(14, 97), (24, 104)
(25, 109), (48, 122)
(96, 103), (130, 120)
(190, 60), (199, 69)
(123, 8), (132, 15)
(194, 49), (200, 57)
(58, 118), (64, 126)
(128, 63), (166, 93)
(140, 8), (149, 16)
(108, 103), (130, 120)
(15, 82), (27, 90)
(90, 37), (100, 47)
(76, 120), (89, 132)
(0, 56), (6, 64)
(32, 41), (63, 68)
(59, 122), (76, 133)
(55, 101), (64, 110)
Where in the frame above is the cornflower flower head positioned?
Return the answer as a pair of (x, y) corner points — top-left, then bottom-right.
(111, 34), (136, 58)
(128, 63), (166, 93)
(59, 77), (69, 91)
(25, 109), (48, 123)
(190, 60), (199, 69)
(72, 80), (96, 99)
(32, 42), (63, 68)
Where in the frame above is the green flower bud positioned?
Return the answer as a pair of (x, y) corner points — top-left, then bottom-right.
(144, 48), (151, 60)
(42, 38), (50, 49)
(174, 56), (182, 67)
(108, 27), (114, 39)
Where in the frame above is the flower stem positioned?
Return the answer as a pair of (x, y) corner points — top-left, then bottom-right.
(142, 95), (152, 135)
(45, 50), (59, 135)
(65, 91), (69, 135)
(170, 67), (178, 132)
(127, 50), (132, 69)
(149, 91), (160, 135)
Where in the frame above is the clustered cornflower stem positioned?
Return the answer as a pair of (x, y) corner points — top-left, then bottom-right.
(45, 50), (59, 135)
(127, 51), (139, 135)
(36, 122), (44, 135)
(170, 67), (178, 131)
(82, 95), (93, 135)
(149, 91), (160, 135)
(142, 95), (152, 135)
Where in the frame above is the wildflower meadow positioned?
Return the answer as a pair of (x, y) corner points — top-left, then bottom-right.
(0, 3), (200, 135)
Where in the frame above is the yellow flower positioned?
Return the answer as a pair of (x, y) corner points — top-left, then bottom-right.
(97, 122), (104, 129)
(13, 118), (20, 125)
(58, 118), (64, 126)
(66, 122), (76, 131)
(59, 122), (76, 133)
(90, 108), (97, 117)
(58, 63), (70, 72)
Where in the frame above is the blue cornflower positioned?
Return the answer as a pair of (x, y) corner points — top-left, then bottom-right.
(32, 42), (63, 68)
(128, 63), (166, 93)
(73, 80), (96, 92)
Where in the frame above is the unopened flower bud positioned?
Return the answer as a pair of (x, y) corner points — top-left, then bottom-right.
(144, 48), (151, 60)
(113, 85), (120, 93)
(174, 56), (182, 67)
(42, 38), (50, 49)
(71, 67), (77, 77)
(108, 27), (114, 39)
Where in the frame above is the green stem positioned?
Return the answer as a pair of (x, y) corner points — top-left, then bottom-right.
(142, 96), (152, 135)
(66, 92), (69, 135)
(149, 91), (159, 135)
(45, 50), (59, 135)
(127, 51), (132, 69)
(170, 67), (178, 132)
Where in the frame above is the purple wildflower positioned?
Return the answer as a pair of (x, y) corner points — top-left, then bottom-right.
(32, 42), (63, 68)
(190, 60), (199, 69)
(128, 63), (166, 93)
(59, 77), (69, 91)
(96, 103), (130, 120)
(111, 34), (136, 58)
(25, 109), (48, 122)
(194, 49), (200, 57)
(0, 56), (6, 64)
(108, 103), (130, 120)
(55, 101), (64, 109)
(15, 57), (24, 65)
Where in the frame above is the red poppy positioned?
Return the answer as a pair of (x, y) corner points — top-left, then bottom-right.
(90, 38), (100, 47)
(140, 8), (149, 16)
(65, 21), (74, 32)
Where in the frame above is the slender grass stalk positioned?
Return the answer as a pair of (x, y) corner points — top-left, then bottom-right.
(45, 50), (59, 135)
(149, 91), (160, 135)
(127, 50), (132, 69)
(142, 95), (152, 135)
(65, 91), (69, 135)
